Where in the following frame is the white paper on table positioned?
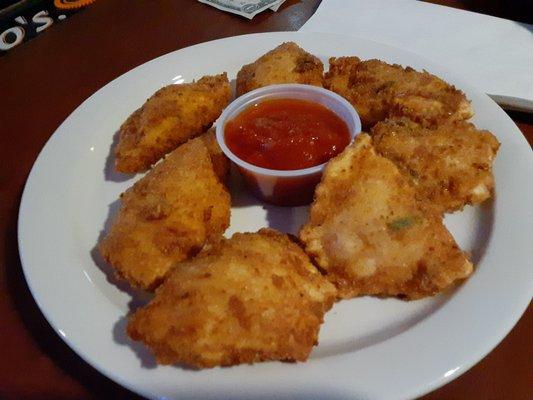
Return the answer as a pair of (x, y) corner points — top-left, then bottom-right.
(300, 0), (533, 111)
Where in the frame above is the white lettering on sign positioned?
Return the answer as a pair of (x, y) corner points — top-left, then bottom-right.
(33, 10), (54, 33)
(0, 26), (25, 50)
(14, 16), (28, 25)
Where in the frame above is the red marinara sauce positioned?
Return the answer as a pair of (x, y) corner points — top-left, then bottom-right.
(224, 98), (351, 170)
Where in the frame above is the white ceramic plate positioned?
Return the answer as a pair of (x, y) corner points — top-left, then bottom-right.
(18, 32), (533, 400)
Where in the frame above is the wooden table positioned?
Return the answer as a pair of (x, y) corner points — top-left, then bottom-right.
(0, 1), (531, 398)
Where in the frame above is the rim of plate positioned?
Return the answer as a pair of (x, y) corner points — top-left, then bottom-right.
(17, 31), (533, 400)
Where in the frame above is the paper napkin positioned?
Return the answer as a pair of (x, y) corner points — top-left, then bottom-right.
(300, 0), (533, 111)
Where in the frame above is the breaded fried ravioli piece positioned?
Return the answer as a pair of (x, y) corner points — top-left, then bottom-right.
(372, 118), (500, 214)
(324, 57), (473, 128)
(199, 127), (230, 183)
(236, 42), (324, 96)
(127, 229), (336, 368)
(115, 73), (231, 173)
(299, 134), (472, 300)
(99, 137), (231, 290)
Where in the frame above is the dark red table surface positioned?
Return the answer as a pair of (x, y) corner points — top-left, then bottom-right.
(0, 1), (531, 399)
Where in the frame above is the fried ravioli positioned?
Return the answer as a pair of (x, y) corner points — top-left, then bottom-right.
(99, 137), (231, 290)
(372, 118), (500, 214)
(236, 42), (324, 96)
(324, 57), (473, 128)
(199, 127), (230, 183)
(299, 134), (472, 300)
(127, 229), (336, 368)
(115, 73), (231, 173)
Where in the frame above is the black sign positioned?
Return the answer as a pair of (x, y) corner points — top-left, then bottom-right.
(1, 0), (94, 53)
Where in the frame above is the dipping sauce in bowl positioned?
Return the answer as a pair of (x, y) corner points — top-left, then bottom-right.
(224, 98), (351, 171)
(216, 84), (361, 206)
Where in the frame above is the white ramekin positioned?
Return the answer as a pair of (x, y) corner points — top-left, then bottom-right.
(216, 84), (361, 206)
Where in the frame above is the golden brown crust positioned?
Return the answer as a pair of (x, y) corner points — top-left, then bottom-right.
(236, 42), (324, 96)
(299, 134), (473, 300)
(199, 127), (230, 183)
(371, 118), (500, 214)
(127, 229), (336, 368)
(99, 137), (231, 290)
(115, 73), (231, 173)
(324, 57), (473, 128)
